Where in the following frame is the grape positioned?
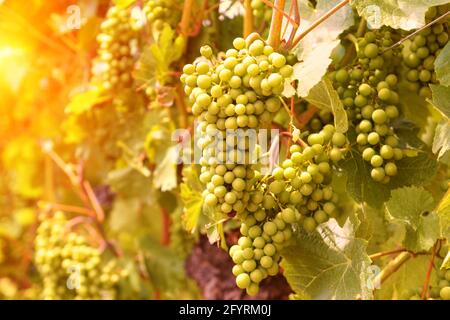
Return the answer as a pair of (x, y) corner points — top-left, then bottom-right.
(236, 273), (251, 289)
(303, 217), (317, 232)
(440, 287), (450, 300)
(371, 168), (385, 181)
(372, 109), (387, 124)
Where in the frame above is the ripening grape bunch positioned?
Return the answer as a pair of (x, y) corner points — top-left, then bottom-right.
(332, 29), (407, 183)
(251, 0), (273, 25)
(144, 0), (181, 31)
(91, 5), (140, 92)
(34, 212), (126, 300)
(181, 34), (293, 216)
(228, 124), (347, 295)
(402, 4), (450, 98)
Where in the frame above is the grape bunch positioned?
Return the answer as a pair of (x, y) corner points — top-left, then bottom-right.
(229, 124), (346, 295)
(34, 212), (126, 300)
(91, 6), (140, 92)
(429, 267), (450, 300)
(403, 268), (450, 300)
(229, 207), (296, 296)
(180, 35), (293, 216)
(332, 29), (407, 183)
(251, 0), (273, 25)
(143, 0), (181, 32)
(402, 5), (449, 98)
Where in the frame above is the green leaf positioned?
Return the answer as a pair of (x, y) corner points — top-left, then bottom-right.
(293, 40), (340, 98)
(136, 26), (186, 85)
(385, 186), (438, 252)
(429, 84), (450, 118)
(436, 190), (450, 240)
(340, 150), (438, 208)
(375, 255), (432, 299)
(435, 41), (450, 86)
(351, 0), (450, 30)
(398, 86), (431, 129)
(108, 167), (150, 198)
(442, 251), (450, 269)
(153, 145), (178, 192)
(180, 176), (203, 234)
(65, 88), (110, 114)
(281, 222), (373, 300)
(339, 150), (391, 208)
(139, 236), (198, 298)
(292, 1), (354, 97)
(432, 120), (450, 161)
(390, 152), (438, 189)
(304, 78), (349, 133)
(107, 167), (162, 236)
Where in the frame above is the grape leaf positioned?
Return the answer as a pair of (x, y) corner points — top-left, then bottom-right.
(180, 167), (203, 233)
(153, 145), (178, 192)
(65, 88), (110, 114)
(351, 0), (450, 30)
(390, 152), (438, 189)
(139, 236), (198, 298)
(432, 120), (450, 161)
(290, 0), (354, 98)
(340, 150), (438, 208)
(397, 86), (431, 129)
(135, 25), (186, 85)
(339, 150), (391, 208)
(304, 78), (348, 133)
(435, 41), (450, 86)
(107, 167), (161, 236)
(392, 119), (427, 149)
(375, 255), (432, 299)
(429, 84), (450, 118)
(442, 251), (450, 270)
(281, 221), (373, 300)
(385, 186), (439, 252)
(293, 40), (340, 98)
(436, 190), (450, 240)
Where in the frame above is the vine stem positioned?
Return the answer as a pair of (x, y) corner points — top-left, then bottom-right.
(261, 0), (299, 28)
(383, 11), (450, 53)
(421, 240), (440, 299)
(369, 248), (409, 260)
(268, 0), (286, 48)
(291, 0), (350, 48)
(297, 104), (318, 129)
(243, 0), (254, 37)
(179, 0), (194, 36)
(175, 84), (189, 128)
(373, 252), (412, 285)
(356, 18), (366, 37)
(161, 208), (171, 246)
(37, 201), (94, 216)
